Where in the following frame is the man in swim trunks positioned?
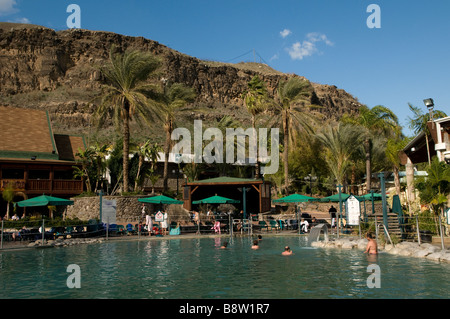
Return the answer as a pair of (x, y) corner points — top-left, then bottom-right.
(364, 232), (378, 255)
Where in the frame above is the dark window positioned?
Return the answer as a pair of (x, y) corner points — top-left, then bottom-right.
(2, 169), (24, 179)
(54, 170), (75, 180)
(29, 170), (50, 180)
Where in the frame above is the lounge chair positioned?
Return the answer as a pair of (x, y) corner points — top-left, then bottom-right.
(126, 223), (136, 235)
(269, 220), (280, 231)
(117, 225), (126, 235)
(258, 221), (269, 232)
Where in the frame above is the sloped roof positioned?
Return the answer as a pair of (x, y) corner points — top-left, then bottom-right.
(54, 134), (86, 161)
(0, 106), (85, 162)
(186, 176), (264, 185)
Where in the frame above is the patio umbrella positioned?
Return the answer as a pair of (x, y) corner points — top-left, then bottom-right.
(358, 193), (384, 200)
(273, 193), (316, 203)
(138, 195), (183, 205)
(316, 193), (352, 202)
(16, 194), (74, 207)
(192, 195), (240, 204)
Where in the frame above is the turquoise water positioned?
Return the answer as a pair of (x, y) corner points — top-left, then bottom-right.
(0, 236), (449, 299)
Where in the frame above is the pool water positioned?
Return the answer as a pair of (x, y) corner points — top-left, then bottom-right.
(0, 236), (449, 299)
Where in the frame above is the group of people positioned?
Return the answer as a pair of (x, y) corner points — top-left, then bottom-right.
(141, 204), (168, 236)
(219, 235), (294, 256)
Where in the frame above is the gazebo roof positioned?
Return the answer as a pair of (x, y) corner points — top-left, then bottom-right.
(185, 176), (265, 185)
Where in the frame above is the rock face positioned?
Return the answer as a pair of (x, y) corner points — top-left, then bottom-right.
(0, 23), (362, 141)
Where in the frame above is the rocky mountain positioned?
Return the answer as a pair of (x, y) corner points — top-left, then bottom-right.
(0, 22), (362, 144)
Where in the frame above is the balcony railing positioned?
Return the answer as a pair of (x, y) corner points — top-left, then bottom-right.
(0, 179), (83, 193)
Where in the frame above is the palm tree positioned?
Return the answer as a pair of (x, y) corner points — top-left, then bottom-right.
(315, 123), (363, 188)
(407, 103), (447, 166)
(96, 48), (161, 193)
(90, 143), (109, 193)
(341, 105), (399, 192)
(135, 141), (162, 192)
(161, 83), (196, 191)
(386, 136), (409, 197)
(273, 77), (314, 193)
(242, 75), (268, 177)
(74, 147), (96, 193)
(2, 182), (15, 220)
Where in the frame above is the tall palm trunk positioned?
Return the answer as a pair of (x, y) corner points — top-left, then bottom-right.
(163, 118), (173, 192)
(134, 154), (144, 191)
(283, 110), (289, 193)
(252, 115), (260, 178)
(393, 166), (401, 197)
(364, 138), (371, 193)
(122, 101), (130, 193)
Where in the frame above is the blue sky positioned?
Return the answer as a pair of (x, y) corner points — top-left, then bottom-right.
(1, 0), (449, 136)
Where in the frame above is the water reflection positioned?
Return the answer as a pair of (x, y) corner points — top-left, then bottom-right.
(1, 237), (449, 299)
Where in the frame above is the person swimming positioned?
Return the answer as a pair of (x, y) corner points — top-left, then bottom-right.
(220, 242), (228, 249)
(251, 240), (259, 249)
(282, 246), (293, 256)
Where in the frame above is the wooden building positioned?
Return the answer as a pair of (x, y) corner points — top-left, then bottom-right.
(0, 106), (85, 207)
(182, 176), (272, 214)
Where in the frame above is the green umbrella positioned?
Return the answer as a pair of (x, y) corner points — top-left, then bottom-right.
(138, 195), (183, 205)
(316, 193), (352, 202)
(358, 193), (384, 200)
(192, 195), (240, 205)
(273, 193), (316, 203)
(17, 194), (74, 207)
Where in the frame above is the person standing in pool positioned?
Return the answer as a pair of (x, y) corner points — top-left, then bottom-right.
(364, 232), (378, 255)
(251, 240), (259, 249)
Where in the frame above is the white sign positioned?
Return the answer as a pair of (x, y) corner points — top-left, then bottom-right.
(102, 199), (117, 224)
(346, 195), (360, 226)
(155, 211), (164, 222)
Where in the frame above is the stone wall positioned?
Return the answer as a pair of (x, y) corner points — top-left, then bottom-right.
(66, 195), (191, 224)
(66, 195), (150, 224)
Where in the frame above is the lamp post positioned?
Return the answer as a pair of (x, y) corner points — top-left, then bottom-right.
(423, 98), (434, 121)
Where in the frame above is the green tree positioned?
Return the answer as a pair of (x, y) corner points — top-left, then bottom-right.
(386, 136), (409, 197)
(242, 75), (269, 177)
(341, 105), (399, 192)
(90, 143), (109, 193)
(73, 147), (96, 193)
(315, 123), (363, 188)
(136, 141), (162, 193)
(416, 157), (450, 225)
(273, 77), (314, 193)
(2, 182), (15, 220)
(96, 48), (161, 193)
(160, 83), (196, 192)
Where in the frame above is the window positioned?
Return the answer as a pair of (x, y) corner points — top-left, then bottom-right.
(1, 169), (24, 179)
(29, 170), (50, 180)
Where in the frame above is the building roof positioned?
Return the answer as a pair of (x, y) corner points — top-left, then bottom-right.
(54, 134), (86, 161)
(0, 106), (85, 162)
(186, 176), (265, 185)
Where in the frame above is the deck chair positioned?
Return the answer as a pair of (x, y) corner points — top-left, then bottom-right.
(258, 221), (269, 232)
(126, 223), (136, 235)
(269, 220), (280, 231)
(117, 225), (126, 235)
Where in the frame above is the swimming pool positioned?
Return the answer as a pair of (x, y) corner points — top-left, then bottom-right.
(0, 236), (449, 299)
